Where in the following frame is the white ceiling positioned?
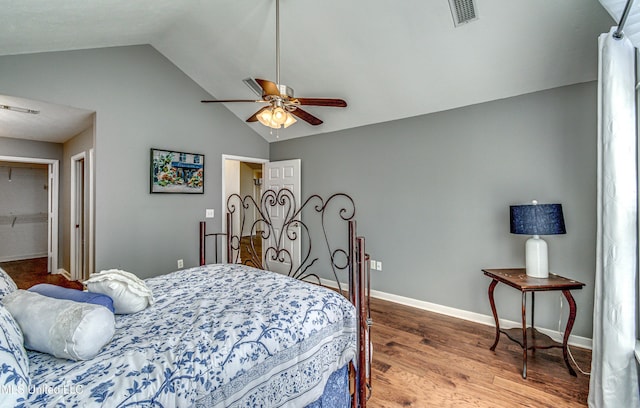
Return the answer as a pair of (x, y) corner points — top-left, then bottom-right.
(599, 0), (640, 48)
(0, 0), (615, 143)
(0, 95), (94, 143)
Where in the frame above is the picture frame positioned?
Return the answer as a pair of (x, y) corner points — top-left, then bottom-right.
(150, 148), (204, 194)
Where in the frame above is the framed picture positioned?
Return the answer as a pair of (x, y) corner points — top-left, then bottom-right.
(150, 148), (204, 194)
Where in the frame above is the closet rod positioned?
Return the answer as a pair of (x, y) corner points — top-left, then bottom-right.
(614, 0), (635, 39)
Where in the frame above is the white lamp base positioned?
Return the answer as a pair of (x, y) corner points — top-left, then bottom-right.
(525, 235), (549, 278)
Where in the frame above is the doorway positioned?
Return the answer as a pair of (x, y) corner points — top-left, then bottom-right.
(0, 155), (59, 274)
(222, 155), (269, 264)
(221, 155), (301, 273)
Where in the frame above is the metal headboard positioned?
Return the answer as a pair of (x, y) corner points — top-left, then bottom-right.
(225, 188), (356, 292)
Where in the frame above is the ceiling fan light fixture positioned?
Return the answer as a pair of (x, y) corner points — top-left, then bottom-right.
(256, 107), (296, 129)
(257, 108), (277, 128)
(282, 112), (297, 128)
(272, 107), (287, 125)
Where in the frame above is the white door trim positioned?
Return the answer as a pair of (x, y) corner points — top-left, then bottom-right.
(70, 151), (86, 281)
(88, 148), (95, 277)
(0, 155), (59, 273)
(48, 162), (59, 275)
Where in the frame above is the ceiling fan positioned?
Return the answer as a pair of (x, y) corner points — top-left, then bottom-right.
(201, 0), (347, 129)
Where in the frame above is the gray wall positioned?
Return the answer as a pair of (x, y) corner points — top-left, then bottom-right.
(0, 137), (63, 161)
(270, 82), (597, 338)
(0, 45), (269, 278)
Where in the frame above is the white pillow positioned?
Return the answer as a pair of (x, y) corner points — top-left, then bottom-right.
(2, 290), (115, 361)
(0, 303), (29, 406)
(85, 269), (153, 314)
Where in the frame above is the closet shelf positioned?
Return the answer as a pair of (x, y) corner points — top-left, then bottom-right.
(0, 213), (48, 227)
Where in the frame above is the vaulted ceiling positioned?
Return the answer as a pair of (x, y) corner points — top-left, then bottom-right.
(0, 0), (615, 142)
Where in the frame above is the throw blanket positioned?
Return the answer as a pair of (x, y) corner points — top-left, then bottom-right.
(85, 269), (154, 304)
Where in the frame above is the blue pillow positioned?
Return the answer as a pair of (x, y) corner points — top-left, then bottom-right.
(28, 284), (114, 313)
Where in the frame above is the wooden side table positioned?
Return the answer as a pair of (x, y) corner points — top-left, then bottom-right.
(482, 268), (585, 379)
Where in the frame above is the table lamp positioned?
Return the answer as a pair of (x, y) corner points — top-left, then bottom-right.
(510, 200), (566, 278)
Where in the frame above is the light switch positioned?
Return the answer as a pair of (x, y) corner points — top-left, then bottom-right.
(205, 209), (215, 218)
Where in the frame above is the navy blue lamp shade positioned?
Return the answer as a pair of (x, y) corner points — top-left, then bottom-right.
(510, 202), (565, 278)
(510, 204), (566, 236)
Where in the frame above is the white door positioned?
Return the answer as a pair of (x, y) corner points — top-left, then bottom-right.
(70, 153), (86, 281)
(263, 159), (301, 275)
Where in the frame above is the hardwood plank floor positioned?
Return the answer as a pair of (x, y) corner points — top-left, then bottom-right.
(0, 257), (83, 290)
(367, 297), (591, 407)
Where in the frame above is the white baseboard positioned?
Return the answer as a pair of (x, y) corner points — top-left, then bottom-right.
(320, 278), (592, 350)
(0, 252), (48, 263)
(57, 268), (71, 279)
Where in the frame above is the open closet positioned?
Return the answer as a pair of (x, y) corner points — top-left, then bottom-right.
(0, 161), (49, 263)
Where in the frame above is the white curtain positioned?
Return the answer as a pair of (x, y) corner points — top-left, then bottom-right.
(589, 27), (639, 408)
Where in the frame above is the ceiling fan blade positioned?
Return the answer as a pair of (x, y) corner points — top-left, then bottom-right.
(255, 79), (280, 97)
(294, 98), (347, 108)
(243, 78), (264, 97)
(246, 107), (269, 122)
(201, 99), (263, 103)
(290, 108), (323, 126)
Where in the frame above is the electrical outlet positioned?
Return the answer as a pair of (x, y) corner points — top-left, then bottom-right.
(205, 209), (215, 218)
(177, 259), (184, 269)
(377, 261), (382, 271)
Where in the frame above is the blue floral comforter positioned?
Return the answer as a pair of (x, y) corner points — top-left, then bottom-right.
(24, 264), (357, 407)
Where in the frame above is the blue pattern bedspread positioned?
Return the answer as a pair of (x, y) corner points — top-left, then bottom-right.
(23, 264), (357, 407)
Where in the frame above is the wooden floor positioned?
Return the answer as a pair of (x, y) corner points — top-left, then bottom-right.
(367, 297), (591, 407)
(0, 257), (83, 290)
(240, 234), (263, 267)
(1, 258), (591, 406)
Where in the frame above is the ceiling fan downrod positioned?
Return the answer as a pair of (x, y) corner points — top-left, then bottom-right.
(275, 0), (281, 88)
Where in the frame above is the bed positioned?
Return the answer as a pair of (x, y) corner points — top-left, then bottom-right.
(0, 189), (371, 407)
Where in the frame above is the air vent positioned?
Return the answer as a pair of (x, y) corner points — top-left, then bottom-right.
(242, 78), (264, 97)
(448, 0), (478, 27)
